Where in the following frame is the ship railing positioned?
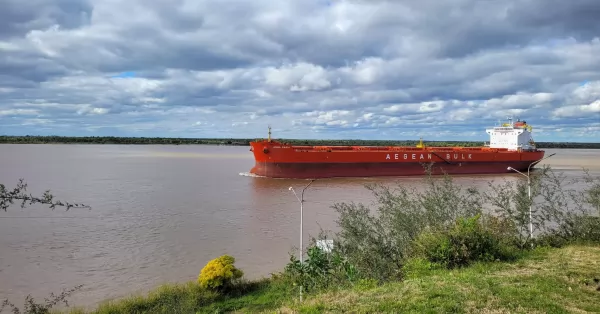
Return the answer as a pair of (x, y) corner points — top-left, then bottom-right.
(351, 146), (391, 151)
(392, 147), (427, 151)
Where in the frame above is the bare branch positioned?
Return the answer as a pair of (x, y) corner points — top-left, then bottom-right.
(0, 179), (91, 212)
(1, 284), (83, 314)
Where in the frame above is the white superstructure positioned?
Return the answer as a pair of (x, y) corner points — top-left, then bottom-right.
(485, 118), (536, 151)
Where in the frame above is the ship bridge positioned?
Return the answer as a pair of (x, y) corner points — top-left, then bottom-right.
(485, 118), (536, 151)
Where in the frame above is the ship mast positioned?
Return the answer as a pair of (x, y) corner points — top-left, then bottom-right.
(268, 125), (272, 142)
(416, 137), (424, 148)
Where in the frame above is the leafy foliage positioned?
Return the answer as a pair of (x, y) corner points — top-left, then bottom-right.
(308, 165), (600, 287)
(283, 235), (359, 294)
(198, 255), (244, 292)
(582, 168), (600, 214)
(412, 214), (518, 268)
(485, 166), (600, 248)
(534, 170), (600, 247)
(548, 169), (600, 244)
(0, 179), (91, 212)
(330, 171), (483, 281)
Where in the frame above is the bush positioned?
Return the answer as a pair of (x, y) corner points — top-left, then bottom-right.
(412, 214), (517, 269)
(283, 236), (359, 294)
(198, 255), (244, 292)
(330, 170), (484, 281)
(536, 215), (600, 247)
(318, 165), (600, 285)
(486, 165), (600, 249)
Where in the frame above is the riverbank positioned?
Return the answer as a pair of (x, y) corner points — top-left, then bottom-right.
(55, 244), (600, 313)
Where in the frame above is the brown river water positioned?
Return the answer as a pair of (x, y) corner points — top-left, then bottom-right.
(0, 144), (599, 310)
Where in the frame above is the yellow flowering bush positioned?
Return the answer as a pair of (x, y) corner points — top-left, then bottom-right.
(198, 255), (244, 291)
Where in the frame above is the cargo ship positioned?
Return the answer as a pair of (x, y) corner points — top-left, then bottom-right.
(248, 119), (546, 179)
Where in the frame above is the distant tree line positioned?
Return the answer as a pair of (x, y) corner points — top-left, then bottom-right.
(0, 135), (248, 146)
(0, 135), (599, 149)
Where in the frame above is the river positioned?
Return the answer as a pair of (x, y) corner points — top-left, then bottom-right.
(0, 145), (598, 310)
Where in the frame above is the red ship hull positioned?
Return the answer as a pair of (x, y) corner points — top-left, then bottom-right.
(248, 140), (546, 179)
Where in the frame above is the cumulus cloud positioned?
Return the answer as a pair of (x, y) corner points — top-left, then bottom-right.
(0, 0), (599, 141)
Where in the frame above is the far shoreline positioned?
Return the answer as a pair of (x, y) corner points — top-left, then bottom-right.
(1, 136), (600, 149)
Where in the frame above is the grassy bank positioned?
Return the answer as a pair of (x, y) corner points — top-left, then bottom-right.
(292, 244), (600, 313)
(56, 244), (600, 314)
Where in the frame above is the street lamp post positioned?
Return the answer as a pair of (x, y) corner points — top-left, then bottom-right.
(288, 179), (316, 302)
(507, 153), (556, 242)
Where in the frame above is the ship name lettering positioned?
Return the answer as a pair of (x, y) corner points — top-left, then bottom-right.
(385, 153), (443, 161)
(443, 153), (473, 160)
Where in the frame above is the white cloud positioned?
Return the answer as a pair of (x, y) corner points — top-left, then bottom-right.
(0, 109), (39, 116)
(0, 0), (599, 141)
(553, 100), (600, 118)
(264, 63), (331, 91)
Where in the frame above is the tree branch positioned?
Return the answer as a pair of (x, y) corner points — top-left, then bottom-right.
(0, 179), (91, 212)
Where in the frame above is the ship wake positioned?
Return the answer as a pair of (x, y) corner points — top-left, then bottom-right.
(238, 172), (265, 178)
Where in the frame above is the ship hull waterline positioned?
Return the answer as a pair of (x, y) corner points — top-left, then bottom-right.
(249, 160), (544, 179)
(250, 161), (531, 179)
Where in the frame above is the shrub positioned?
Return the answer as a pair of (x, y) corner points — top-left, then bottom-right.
(486, 166), (600, 249)
(533, 169), (600, 246)
(283, 236), (359, 294)
(330, 170), (484, 281)
(290, 165), (599, 288)
(197, 255), (243, 292)
(536, 215), (600, 247)
(412, 214), (517, 269)
(564, 215), (600, 242)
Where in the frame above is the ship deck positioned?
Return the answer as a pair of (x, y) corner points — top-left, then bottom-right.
(260, 143), (536, 153)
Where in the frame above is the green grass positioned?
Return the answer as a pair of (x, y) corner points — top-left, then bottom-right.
(56, 245), (600, 314)
(59, 278), (293, 314)
(288, 245), (600, 314)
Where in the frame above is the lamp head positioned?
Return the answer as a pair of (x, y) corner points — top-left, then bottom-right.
(288, 187), (293, 191)
(507, 167), (513, 171)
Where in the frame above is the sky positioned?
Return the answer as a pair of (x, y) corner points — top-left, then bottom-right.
(0, 0), (599, 142)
